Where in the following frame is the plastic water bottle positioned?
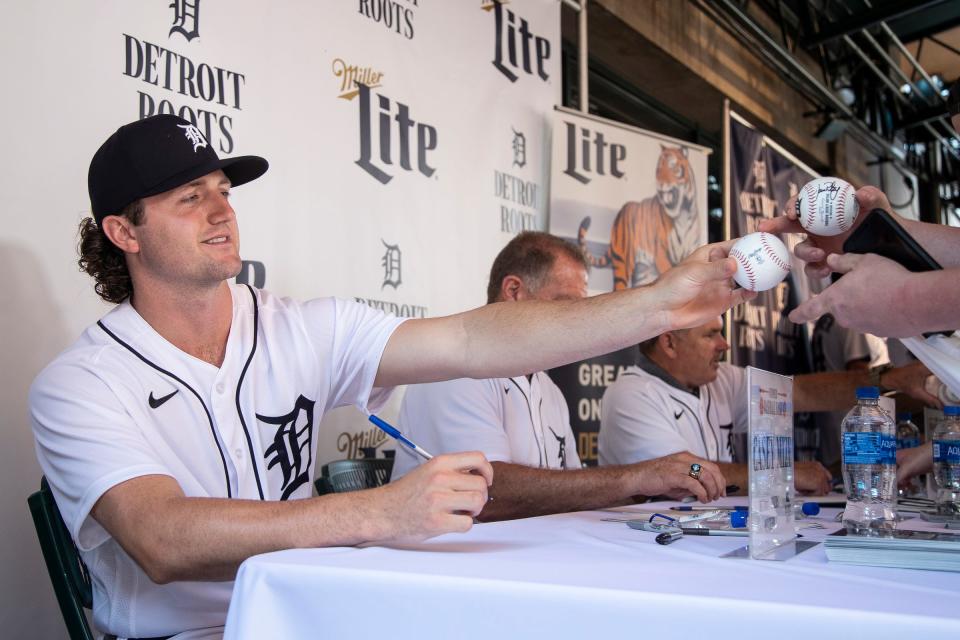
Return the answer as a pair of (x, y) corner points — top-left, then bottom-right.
(841, 387), (897, 534)
(896, 413), (924, 498)
(933, 406), (960, 516)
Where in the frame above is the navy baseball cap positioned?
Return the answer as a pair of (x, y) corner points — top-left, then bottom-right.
(87, 114), (268, 225)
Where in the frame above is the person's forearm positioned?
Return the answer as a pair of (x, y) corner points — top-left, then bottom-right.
(898, 217), (960, 268)
(94, 456), (490, 583)
(459, 293), (669, 379)
(715, 463), (748, 492)
(899, 269), (960, 334)
(108, 490), (392, 583)
(380, 292), (670, 387)
(794, 370), (870, 412)
(477, 461), (638, 522)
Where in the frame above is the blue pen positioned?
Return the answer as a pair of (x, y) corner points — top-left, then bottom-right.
(672, 505), (749, 512)
(368, 414), (434, 461)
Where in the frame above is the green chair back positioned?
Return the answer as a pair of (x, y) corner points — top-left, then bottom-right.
(314, 458), (394, 495)
(27, 477), (94, 640)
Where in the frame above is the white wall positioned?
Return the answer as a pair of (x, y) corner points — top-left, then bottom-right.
(1, 1), (560, 636)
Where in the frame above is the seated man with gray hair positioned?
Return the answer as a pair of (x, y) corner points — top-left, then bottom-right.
(394, 231), (728, 519)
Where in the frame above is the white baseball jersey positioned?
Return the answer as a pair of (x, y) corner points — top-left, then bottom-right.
(598, 357), (748, 466)
(29, 285), (403, 639)
(392, 372), (580, 480)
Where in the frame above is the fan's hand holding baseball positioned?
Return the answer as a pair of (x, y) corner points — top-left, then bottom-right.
(788, 252), (926, 336)
(759, 185), (894, 279)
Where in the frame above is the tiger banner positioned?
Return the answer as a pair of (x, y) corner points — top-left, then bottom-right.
(548, 107), (710, 465)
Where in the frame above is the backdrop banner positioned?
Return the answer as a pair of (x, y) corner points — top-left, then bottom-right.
(549, 108), (710, 465)
(727, 110), (820, 459)
(2, 2), (559, 633)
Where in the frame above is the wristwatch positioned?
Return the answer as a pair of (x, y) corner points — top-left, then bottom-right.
(869, 363), (894, 392)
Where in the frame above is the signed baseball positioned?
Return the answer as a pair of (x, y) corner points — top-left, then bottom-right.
(796, 177), (859, 236)
(729, 232), (791, 292)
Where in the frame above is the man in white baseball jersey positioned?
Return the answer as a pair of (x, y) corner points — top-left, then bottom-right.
(393, 232), (726, 521)
(599, 318), (937, 493)
(31, 115), (753, 639)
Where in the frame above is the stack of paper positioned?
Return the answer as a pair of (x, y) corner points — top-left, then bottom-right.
(825, 529), (960, 572)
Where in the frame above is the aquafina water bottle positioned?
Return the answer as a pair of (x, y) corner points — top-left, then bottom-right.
(933, 406), (960, 516)
(841, 386), (897, 534)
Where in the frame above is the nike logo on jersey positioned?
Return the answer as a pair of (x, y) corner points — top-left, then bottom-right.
(673, 409), (684, 420)
(148, 390), (179, 409)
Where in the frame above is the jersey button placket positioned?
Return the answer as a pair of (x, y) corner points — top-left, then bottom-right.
(211, 376), (241, 495)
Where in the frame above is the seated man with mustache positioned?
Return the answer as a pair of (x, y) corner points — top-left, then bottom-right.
(599, 317), (938, 493)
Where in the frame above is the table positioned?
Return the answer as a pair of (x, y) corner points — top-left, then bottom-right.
(223, 499), (960, 639)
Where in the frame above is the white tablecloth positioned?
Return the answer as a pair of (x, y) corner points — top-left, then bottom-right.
(223, 499), (960, 639)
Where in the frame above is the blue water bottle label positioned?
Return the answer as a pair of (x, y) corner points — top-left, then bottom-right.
(897, 437), (920, 450)
(933, 440), (960, 464)
(843, 433), (896, 464)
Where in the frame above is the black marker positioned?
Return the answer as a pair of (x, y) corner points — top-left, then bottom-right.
(655, 530), (683, 545)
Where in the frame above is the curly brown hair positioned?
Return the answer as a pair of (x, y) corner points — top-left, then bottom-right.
(77, 199), (144, 303)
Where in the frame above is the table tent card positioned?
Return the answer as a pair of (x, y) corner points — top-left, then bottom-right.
(745, 367), (816, 559)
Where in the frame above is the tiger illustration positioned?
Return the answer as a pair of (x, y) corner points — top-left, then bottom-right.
(578, 145), (700, 290)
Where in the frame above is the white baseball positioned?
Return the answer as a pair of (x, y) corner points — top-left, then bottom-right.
(796, 177), (859, 236)
(729, 232), (791, 292)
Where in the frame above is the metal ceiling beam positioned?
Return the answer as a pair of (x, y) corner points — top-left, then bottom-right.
(887, 3), (960, 44)
(803, 0), (950, 48)
(698, 0), (903, 162)
(895, 104), (951, 131)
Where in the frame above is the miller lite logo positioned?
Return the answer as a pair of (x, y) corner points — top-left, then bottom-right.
(355, 83), (438, 185)
(562, 121), (626, 185)
(484, 1), (550, 83)
(332, 58), (385, 100)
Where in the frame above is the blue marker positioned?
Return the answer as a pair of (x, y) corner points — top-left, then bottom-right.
(368, 414), (434, 461)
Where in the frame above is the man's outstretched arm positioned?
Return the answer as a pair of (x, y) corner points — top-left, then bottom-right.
(375, 241), (755, 387)
(476, 453), (726, 522)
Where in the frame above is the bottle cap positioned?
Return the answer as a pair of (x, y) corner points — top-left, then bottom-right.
(730, 510), (748, 528)
(856, 386), (880, 399)
(801, 502), (820, 516)
(897, 413), (911, 421)
(945, 406), (960, 417)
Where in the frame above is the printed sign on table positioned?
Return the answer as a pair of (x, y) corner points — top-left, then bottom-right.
(747, 366), (797, 560)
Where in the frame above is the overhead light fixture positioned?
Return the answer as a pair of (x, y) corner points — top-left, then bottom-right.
(837, 86), (856, 106)
(815, 117), (848, 141)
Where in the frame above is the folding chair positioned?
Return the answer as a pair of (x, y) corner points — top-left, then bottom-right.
(27, 477), (94, 640)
